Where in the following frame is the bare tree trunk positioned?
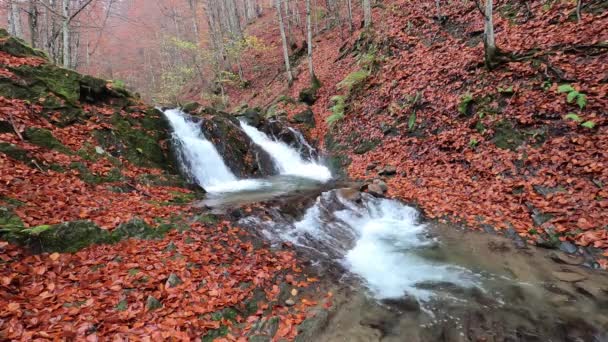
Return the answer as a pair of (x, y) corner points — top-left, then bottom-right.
(576, 0), (582, 22)
(483, 0), (496, 69)
(188, 0), (200, 38)
(346, 0), (353, 32)
(9, 0), (24, 39)
(363, 0), (372, 28)
(283, 0), (293, 47)
(28, 0), (39, 48)
(62, 0), (70, 68)
(306, 0), (318, 86)
(435, 0), (443, 20)
(275, 0), (293, 85)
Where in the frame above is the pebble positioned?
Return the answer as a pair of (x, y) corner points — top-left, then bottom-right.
(285, 299), (295, 306)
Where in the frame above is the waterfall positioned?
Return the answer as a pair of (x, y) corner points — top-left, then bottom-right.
(240, 121), (332, 182)
(163, 109), (266, 193)
(259, 191), (479, 301)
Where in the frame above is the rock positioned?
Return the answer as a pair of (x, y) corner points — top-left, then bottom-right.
(366, 163), (377, 171)
(381, 296), (420, 312)
(237, 108), (262, 127)
(248, 335), (271, 342)
(298, 86), (318, 105)
(146, 296), (162, 310)
(378, 165), (397, 176)
(367, 183), (385, 197)
(181, 101), (201, 114)
(166, 273), (183, 288)
(552, 271), (587, 283)
(574, 281), (608, 306)
(373, 179), (388, 193)
(337, 188), (362, 202)
(290, 108), (315, 127)
(295, 309), (329, 342)
(531, 209), (553, 226)
(290, 289), (298, 296)
(549, 252), (584, 266)
(285, 299), (295, 306)
(559, 241), (578, 254)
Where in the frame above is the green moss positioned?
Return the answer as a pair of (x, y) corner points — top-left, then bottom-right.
(22, 221), (117, 253)
(337, 69), (370, 93)
(0, 142), (30, 162)
(70, 162), (123, 184)
(112, 218), (171, 240)
(0, 30), (47, 58)
(353, 139), (380, 155)
(12, 64), (81, 105)
(202, 325), (228, 342)
(327, 95), (346, 126)
(492, 121), (525, 151)
(24, 127), (71, 154)
(169, 191), (197, 204)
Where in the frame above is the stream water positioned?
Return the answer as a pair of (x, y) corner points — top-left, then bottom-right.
(164, 109), (608, 341)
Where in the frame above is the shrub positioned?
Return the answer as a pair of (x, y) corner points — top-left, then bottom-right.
(326, 95), (346, 126)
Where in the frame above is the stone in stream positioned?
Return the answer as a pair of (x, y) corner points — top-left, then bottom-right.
(573, 281), (608, 303)
(373, 179), (388, 193)
(549, 252), (584, 266)
(337, 188), (362, 202)
(552, 271), (587, 283)
(367, 183), (386, 197)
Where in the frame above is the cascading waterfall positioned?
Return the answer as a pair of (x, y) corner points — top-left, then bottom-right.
(240, 121), (332, 182)
(257, 190), (480, 301)
(163, 109), (266, 193)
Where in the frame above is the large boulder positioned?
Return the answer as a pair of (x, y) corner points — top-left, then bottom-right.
(199, 110), (275, 177)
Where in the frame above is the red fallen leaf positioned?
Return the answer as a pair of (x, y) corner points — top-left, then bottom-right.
(7, 302), (20, 312)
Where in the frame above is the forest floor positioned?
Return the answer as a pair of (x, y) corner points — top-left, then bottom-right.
(216, 0), (608, 266)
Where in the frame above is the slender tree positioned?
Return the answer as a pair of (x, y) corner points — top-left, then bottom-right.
(362, 0), (371, 28)
(305, 0), (318, 87)
(576, 0), (582, 22)
(275, 0), (293, 85)
(346, 0), (353, 32)
(482, 0), (496, 69)
(8, 0), (24, 39)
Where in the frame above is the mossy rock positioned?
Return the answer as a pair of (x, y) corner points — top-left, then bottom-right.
(298, 87), (318, 105)
(69, 162), (123, 184)
(290, 108), (316, 128)
(0, 142), (30, 162)
(237, 107), (263, 127)
(181, 101), (202, 114)
(24, 127), (71, 153)
(112, 218), (171, 240)
(492, 121), (525, 151)
(353, 139), (380, 154)
(202, 325), (228, 342)
(0, 29), (47, 59)
(0, 207), (25, 243)
(11, 64), (81, 105)
(200, 111), (263, 177)
(22, 221), (116, 254)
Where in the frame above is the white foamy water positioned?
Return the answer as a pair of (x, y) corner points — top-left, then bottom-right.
(163, 109), (267, 193)
(282, 192), (479, 301)
(240, 121), (332, 182)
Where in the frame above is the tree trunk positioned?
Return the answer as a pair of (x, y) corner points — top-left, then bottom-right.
(62, 0), (70, 68)
(483, 0), (497, 69)
(576, 0), (582, 22)
(28, 0), (39, 48)
(306, 0), (318, 86)
(9, 0), (24, 39)
(435, 0), (443, 20)
(188, 0), (200, 38)
(363, 0), (372, 28)
(346, 0), (353, 32)
(275, 0), (293, 85)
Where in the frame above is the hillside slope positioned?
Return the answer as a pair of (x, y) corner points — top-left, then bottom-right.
(217, 0), (607, 266)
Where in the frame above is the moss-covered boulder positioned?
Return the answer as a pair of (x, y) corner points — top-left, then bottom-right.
(22, 221), (116, 253)
(24, 127), (71, 153)
(199, 110), (274, 177)
(290, 108), (315, 128)
(0, 142), (30, 163)
(112, 218), (170, 240)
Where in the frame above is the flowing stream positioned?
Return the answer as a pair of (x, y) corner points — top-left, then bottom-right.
(164, 108), (608, 340)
